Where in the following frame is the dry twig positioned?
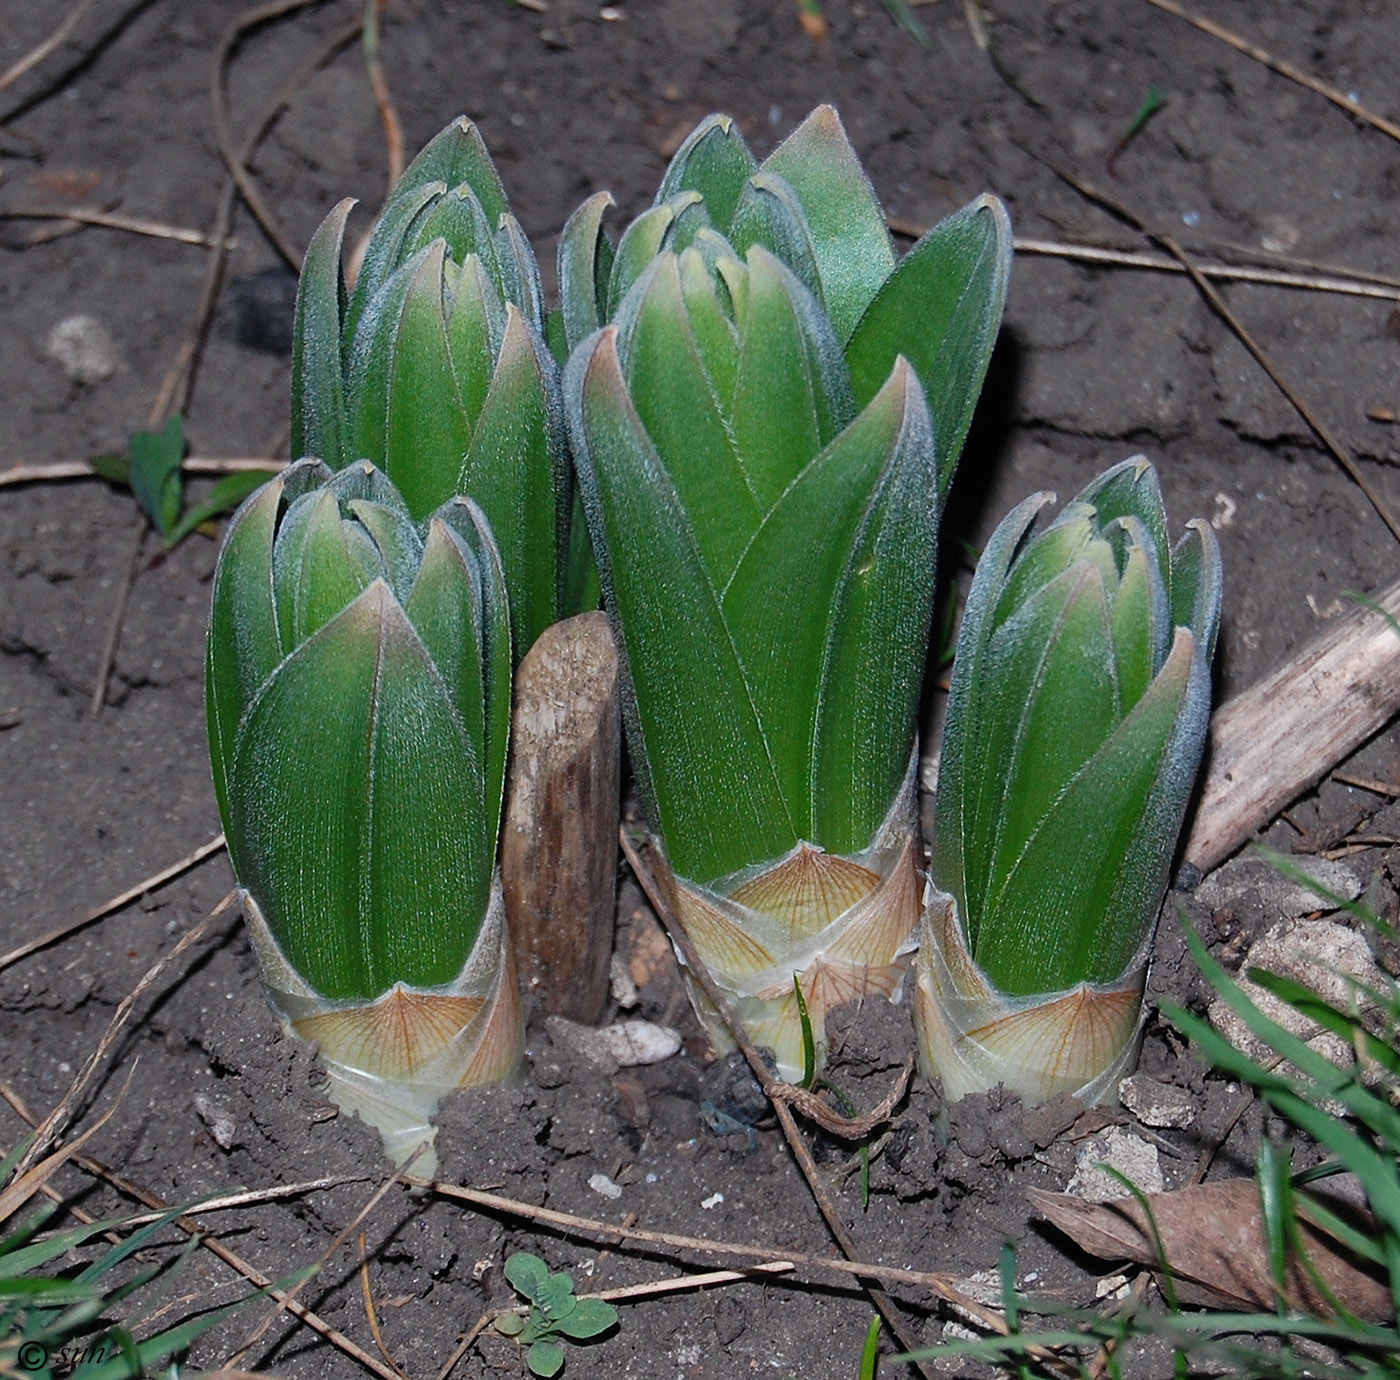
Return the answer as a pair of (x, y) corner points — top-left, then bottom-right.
(0, 457), (284, 487)
(0, 0), (100, 94)
(1038, 158), (1400, 547)
(0, 832), (226, 975)
(0, 206), (234, 247)
(1144, 0), (1400, 145)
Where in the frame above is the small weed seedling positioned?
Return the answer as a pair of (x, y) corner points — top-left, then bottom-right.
(91, 414), (273, 548)
(493, 1252), (618, 1377)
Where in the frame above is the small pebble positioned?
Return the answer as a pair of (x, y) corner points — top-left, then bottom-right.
(192, 1093), (238, 1150)
(1120, 1073), (1196, 1129)
(1067, 1127), (1164, 1202)
(47, 314), (117, 383)
(546, 1015), (680, 1069)
(700, 1192), (724, 1209)
(587, 1173), (623, 1200)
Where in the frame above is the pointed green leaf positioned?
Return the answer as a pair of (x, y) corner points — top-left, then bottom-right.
(761, 104), (895, 339)
(1073, 456), (1168, 560)
(1171, 519), (1223, 659)
(292, 198), (353, 465)
(728, 171), (824, 305)
(990, 512), (1097, 629)
(342, 180), (442, 356)
(606, 194), (699, 317)
(931, 491), (1050, 913)
(847, 195), (1011, 495)
(982, 563), (1121, 913)
(558, 190), (615, 352)
(398, 116), (510, 228)
(129, 414), (184, 535)
(655, 113), (757, 231)
(347, 498), (423, 603)
(723, 360), (934, 848)
(567, 330), (793, 883)
(495, 213), (546, 327)
(405, 517), (488, 785)
(435, 496), (512, 843)
(272, 489), (380, 652)
(444, 252), (508, 434)
(810, 360), (939, 849)
(403, 186), (498, 272)
(975, 629), (1196, 991)
(208, 462), (335, 826)
(229, 582), (489, 999)
(457, 306), (563, 654)
(347, 241), (473, 520)
(677, 246), (738, 401)
(1109, 541), (1157, 713)
(617, 255), (758, 589)
(731, 246), (853, 511)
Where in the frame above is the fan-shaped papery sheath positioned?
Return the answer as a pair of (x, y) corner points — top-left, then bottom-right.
(244, 877), (522, 1167)
(914, 885), (1147, 1104)
(651, 774), (922, 1082)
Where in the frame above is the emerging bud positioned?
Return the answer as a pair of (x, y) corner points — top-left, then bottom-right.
(293, 117), (568, 656)
(918, 458), (1222, 1103)
(207, 459), (520, 1161)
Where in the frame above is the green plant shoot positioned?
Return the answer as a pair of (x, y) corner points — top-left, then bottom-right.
(494, 1252), (618, 1377)
(565, 106), (1010, 1079)
(206, 459), (520, 1162)
(918, 458), (1221, 1103)
(292, 116), (571, 655)
(90, 414), (273, 548)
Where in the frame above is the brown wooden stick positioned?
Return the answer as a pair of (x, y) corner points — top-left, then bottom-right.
(1184, 577), (1400, 874)
(502, 612), (620, 1023)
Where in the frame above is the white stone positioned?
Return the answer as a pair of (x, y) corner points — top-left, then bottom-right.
(1067, 1127), (1164, 1202)
(47, 314), (118, 384)
(1120, 1073), (1196, 1129)
(1209, 918), (1385, 1072)
(587, 1173), (623, 1200)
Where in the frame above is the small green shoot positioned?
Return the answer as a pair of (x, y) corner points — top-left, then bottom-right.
(858, 1314), (881, 1380)
(494, 1252), (618, 1377)
(1106, 85), (1167, 176)
(90, 415), (274, 548)
(793, 975), (817, 1091)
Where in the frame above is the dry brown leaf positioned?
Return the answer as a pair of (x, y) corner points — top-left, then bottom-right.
(1030, 1178), (1392, 1323)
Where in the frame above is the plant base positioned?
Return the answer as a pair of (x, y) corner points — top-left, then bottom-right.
(651, 780), (922, 1083)
(914, 886), (1146, 1105)
(242, 877), (524, 1169)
